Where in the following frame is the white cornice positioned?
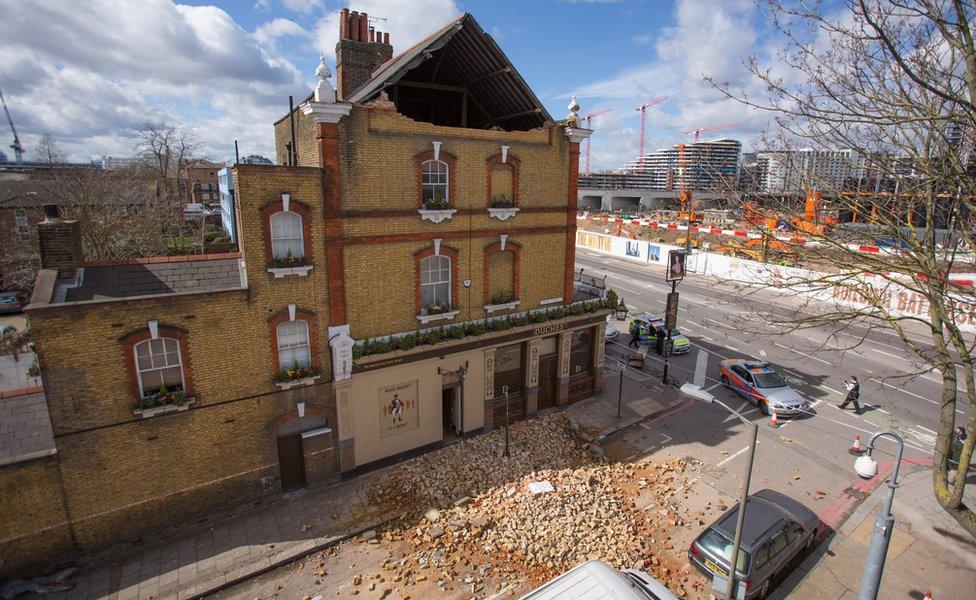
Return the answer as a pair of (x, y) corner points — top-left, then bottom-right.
(301, 101), (352, 124)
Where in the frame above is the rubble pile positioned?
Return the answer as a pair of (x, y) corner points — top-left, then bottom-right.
(365, 414), (711, 596)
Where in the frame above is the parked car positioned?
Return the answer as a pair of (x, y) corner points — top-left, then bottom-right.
(0, 292), (23, 314)
(520, 560), (678, 600)
(688, 489), (820, 599)
(0, 324), (16, 337)
(648, 318), (690, 355)
(605, 321), (620, 343)
(719, 359), (808, 416)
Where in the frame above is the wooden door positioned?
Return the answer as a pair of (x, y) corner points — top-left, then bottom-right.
(276, 434), (306, 492)
(537, 355), (558, 411)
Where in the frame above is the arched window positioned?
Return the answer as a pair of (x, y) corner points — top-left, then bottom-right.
(134, 338), (185, 396)
(422, 160), (449, 206)
(420, 254), (451, 311)
(276, 320), (311, 369)
(270, 211), (304, 259)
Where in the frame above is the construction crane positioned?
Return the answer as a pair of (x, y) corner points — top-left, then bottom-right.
(0, 87), (24, 163)
(582, 107), (612, 175)
(634, 96), (668, 167)
(682, 122), (739, 142)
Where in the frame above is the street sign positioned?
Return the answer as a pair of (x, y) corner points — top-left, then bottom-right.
(616, 357), (627, 372)
(662, 339), (674, 358)
(666, 249), (686, 282)
(665, 292), (679, 330)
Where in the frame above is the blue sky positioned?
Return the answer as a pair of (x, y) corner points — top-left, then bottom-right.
(0, 0), (779, 169)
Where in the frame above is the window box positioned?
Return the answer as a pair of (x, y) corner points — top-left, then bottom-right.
(487, 207), (519, 221)
(267, 265), (313, 278)
(275, 374), (321, 390)
(418, 208), (458, 223)
(133, 396), (196, 419)
(484, 299), (520, 314)
(274, 366), (320, 389)
(416, 309), (461, 325)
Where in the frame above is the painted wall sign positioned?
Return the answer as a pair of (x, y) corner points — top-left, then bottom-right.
(379, 380), (419, 438)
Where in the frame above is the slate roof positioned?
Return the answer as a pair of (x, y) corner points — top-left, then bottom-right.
(63, 258), (245, 302)
(0, 391), (56, 466)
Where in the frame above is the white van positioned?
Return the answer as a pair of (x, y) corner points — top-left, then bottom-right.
(518, 560), (679, 600)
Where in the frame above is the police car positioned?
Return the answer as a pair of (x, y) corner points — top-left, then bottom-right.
(630, 313), (690, 354)
(719, 359), (809, 416)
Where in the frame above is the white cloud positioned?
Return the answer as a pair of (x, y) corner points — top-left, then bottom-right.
(282, 0), (323, 14)
(632, 34), (652, 46)
(0, 0), (308, 162)
(313, 0), (460, 60)
(254, 18), (312, 48)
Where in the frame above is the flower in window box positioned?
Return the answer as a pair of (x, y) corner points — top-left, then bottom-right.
(424, 301), (451, 315)
(423, 190), (451, 210)
(488, 291), (517, 305)
(268, 248), (307, 269)
(274, 365), (320, 383)
(137, 385), (187, 409)
(490, 194), (514, 208)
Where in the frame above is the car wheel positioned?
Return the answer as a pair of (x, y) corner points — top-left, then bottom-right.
(806, 528), (819, 550)
(758, 399), (769, 416)
(721, 374), (730, 387)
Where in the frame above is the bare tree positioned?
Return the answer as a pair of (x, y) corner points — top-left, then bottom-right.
(710, 0), (976, 534)
(31, 134), (66, 165)
(134, 122), (202, 197)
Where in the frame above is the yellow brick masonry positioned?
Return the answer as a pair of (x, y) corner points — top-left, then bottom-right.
(0, 457), (74, 575)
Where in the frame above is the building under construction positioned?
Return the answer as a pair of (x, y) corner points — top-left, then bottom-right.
(581, 138), (742, 192)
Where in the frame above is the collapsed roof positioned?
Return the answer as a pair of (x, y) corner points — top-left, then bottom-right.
(348, 13), (553, 131)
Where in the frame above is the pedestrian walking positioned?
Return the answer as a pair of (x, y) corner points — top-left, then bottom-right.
(950, 426), (967, 469)
(839, 375), (861, 414)
(628, 320), (640, 348)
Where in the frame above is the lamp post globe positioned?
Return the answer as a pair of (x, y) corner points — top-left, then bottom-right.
(854, 454), (878, 479)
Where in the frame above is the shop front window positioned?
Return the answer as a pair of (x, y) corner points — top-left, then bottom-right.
(569, 328), (594, 377)
(494, 343), (524, 397)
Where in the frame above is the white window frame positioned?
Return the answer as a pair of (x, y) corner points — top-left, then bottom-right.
(14, 209), (28, 236)
(422, 160), (449, 205)
(270, 210), (305, 259)
(133, 338), (186, 397)
(420, 254), (452, 311)
(276, 319), (311, 370)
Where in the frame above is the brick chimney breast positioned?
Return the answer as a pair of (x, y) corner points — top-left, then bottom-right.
(336, 7), (393, 101)
(37, 204), (84, 277)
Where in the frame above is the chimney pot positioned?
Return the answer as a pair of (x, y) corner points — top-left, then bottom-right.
(349, 11), (359, 41)
(340, 8), (349, 39)
(369, 26), (375, 43)
(359, 12), (369, 43)
(383, 32), (390, 45)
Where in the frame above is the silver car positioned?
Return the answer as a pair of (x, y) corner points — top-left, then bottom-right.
(688, 489), (820, 599)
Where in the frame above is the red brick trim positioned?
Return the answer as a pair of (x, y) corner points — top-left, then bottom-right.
(485, 152), (521, 206)
(120, 325), (195, 402)
(270, 404), (328, 432)
(0, 385), (45, 399)
(80, 252), (241, 267)
(319, 123), (348, 326)
(415, 150), (458, 208)
(260, 199), (314, 267)
(482, 240), (522, 305)
(268, 307), (320, 374)
(565, 141), (581, 302)
(339, 206), (567, 218)
(414, 244), (460, 314)
(345, 225), (565, 246)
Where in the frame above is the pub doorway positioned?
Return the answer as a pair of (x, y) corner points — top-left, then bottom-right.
(442, 384), (461, 439)
(537, 335), (559, 411)
(276, 434), (306, 492)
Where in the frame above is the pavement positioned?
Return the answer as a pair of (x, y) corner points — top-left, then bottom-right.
(777, 463), (976, 599)
(0, 351), (41, 396)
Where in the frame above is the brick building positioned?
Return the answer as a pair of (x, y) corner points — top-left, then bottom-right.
(184, 160), (222, 204)
(6, 10), (605, 574)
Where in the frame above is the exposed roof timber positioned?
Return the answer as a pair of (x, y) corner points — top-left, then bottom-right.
(396, 80), (464, 93)
(347, 14), (552, 130)
(463, 67), (512, 87)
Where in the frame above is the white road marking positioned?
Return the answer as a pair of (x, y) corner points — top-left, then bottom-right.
(871, 348), (908, 361)
(814, 406), (932, 453)
(869, 378), (963, 414)
(701, 336), (715, 342)
(783, 368), (803, 378)
(915, 424), (937, 435)
(772, 341), (832, 365)
(705, 382), (723, 391)
(717, 444), (754, 467)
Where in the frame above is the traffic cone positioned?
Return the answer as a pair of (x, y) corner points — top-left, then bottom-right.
(923, 590), (932, 600)
(769, 410), (778, 428)
(849, 434), (864, 455)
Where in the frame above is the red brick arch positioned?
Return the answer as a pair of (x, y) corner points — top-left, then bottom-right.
(415, 149), (458, 208)
(270, 404), (329, 432)
(485, 152), (521, 206)
(414, 244), (460, 314)
(268, 307), (320, 374)
(482, 240), (522, 304)
(120, 325), (195, 402)
(260, 198), (314, 267)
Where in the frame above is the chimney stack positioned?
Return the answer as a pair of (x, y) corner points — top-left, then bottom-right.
(37, 204), (83, 278)
(336, 6), (394, 101)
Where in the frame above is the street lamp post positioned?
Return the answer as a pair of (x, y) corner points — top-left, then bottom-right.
(680, 384), (758, 600)
(853, 431), (905, 600)
(502, 385), (511, 458)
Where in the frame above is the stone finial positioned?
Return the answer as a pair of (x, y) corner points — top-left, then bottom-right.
(314, 53), (336, 103)
(566, 95), (581, 126)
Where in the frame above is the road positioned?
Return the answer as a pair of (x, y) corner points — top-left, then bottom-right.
(578, 247), (969, 453)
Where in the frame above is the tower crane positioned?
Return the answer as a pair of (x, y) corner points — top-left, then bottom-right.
(581, 107), (612, 175)
(682, 122), (739, 142)
(0, 87), (24, 163)
(634, 96), (668, 167)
